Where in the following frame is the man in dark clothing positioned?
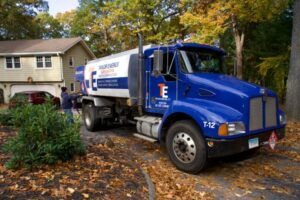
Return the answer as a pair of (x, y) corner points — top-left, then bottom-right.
(61, 87), (79, 123)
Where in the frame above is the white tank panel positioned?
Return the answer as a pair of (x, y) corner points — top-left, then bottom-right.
(84, 55), (131, 98)
(84, 45), (154, 98)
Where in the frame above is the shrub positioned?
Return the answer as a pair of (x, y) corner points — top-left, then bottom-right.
(0, 110), (13, 127)
(3, 102), (85, 169)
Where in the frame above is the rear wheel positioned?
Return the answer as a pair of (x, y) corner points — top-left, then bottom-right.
(83, 103), (99, 131)
(166, 120), (207, 174)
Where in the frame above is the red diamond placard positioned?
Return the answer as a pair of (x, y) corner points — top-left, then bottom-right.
(269, 131), (278, 150)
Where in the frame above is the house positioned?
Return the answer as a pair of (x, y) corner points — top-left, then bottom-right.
(0, 37), (96, 104)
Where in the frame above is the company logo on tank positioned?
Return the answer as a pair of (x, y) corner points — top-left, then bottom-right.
(98, 62), (119, 78)
(98, 62), (119, 69)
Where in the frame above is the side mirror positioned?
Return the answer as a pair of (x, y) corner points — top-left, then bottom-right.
(153, 50), (163, 76)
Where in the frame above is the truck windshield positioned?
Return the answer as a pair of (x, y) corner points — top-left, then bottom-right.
(179, 49), (224, 74)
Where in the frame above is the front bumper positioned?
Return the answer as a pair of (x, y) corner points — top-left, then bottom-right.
(206, 128), (285, 158)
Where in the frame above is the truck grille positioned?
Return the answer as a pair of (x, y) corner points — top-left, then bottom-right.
(265, 97), (277, 128)
(249, 97), (277, 131)
(249, 97), (263, 131)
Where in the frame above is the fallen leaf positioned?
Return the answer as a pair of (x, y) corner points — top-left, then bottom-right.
(235, 193), (242, 197)
(126, 193), (132, 197)
(199, 192), (206, 197)
(67, 187), (75, 194)
(41, 191), (47, 195)
(82, 193), (89, 198)
(256, 186), (266, 190)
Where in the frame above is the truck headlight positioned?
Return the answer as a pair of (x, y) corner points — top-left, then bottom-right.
(218, 122), (246, 136)
(279, 113), (287, 125)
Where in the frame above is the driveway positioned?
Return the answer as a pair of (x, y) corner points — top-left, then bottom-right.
(80, 122), (300, 200)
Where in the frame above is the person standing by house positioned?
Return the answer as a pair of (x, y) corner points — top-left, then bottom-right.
(61, 87), (79, 123)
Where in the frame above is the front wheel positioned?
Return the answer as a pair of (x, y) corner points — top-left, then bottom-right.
(166, 120), (207, 174)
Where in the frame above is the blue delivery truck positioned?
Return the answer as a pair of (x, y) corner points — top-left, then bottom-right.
(76, 35), (286, 173)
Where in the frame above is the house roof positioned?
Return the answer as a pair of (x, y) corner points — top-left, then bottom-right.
(0, 37), (96, 58)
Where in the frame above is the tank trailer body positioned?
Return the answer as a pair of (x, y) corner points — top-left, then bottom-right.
(76, 39), (286, 173)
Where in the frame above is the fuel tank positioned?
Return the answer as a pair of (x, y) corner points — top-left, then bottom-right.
(83, 45), (153, 99)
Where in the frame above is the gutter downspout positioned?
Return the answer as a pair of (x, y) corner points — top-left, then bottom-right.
(137, 33), (144, 116)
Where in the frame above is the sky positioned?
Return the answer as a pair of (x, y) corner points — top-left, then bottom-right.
(48, 0), (79, 16)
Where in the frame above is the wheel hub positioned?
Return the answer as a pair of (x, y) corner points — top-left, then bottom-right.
(178, 141), (187, 152)
(173, 132), (196, 163)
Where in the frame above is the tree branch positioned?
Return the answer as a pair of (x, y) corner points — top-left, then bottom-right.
(155, 11), (180, 32)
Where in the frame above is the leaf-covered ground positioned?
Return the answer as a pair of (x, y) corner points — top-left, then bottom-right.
(127, 122), (300, 200)
(0, 120), (299, 199)
(0, 126), (148, 200)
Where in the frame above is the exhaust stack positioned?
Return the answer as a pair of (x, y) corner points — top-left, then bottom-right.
(137, 33), (144, 116)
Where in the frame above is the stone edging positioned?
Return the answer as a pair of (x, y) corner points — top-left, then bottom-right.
(141, 168), (156, 200)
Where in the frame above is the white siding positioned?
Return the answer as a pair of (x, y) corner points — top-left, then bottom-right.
(62, 43), (94, 91)
(0, 56), (62, 82)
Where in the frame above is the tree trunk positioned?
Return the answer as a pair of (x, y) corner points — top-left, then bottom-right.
(286, 0), (300, 121)
(232, 15), (245, 79)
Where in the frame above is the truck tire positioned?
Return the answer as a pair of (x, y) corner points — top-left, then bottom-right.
(83, 103), (99, 131)
(166, 120), (207, 174)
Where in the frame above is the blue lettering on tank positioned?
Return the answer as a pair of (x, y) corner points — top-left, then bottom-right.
(97, 77), (128, 89)
(92, 71), (97, 91)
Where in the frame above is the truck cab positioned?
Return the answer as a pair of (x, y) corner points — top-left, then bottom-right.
(79, 42), (286, 174)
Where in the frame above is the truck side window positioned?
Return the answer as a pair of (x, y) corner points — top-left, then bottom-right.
(162, 53), (177, 81)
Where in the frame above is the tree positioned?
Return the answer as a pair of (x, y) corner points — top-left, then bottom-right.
(35, 12), (65, 39)
(0, 0), (48, 40)
(245, 8), (292, 102)
(286, 0), (300, 121)
(56, 10), (76, 37)
(180, 0), (290, 79)
(71, 0), (185, 56)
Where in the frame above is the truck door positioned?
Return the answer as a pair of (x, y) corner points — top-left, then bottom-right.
(147, 52), (177, 111)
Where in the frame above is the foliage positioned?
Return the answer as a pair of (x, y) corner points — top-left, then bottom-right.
(0, 0), (294, 103)
(243, 8), (292, 102)
(9, 93), (29, 108)
(3, 102), (85, 169)
(0, 0), (48, 40)
(55, 10), (76, 37)
(257, 53), (289, 102)
(180, 0), (290, 44)
(0, 110), (12, 127)
(180, 0), (290, 79)
(0, 93), (29, 126)
(0, 132), (148, 199)
(71, 0), (185, 56)
(35, 12), (65, 39)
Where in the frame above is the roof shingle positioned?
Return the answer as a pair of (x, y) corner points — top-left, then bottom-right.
(0, 37), (83, 54)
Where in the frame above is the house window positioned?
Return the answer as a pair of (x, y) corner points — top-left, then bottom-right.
(45, 56), (52, 67)
(6, 57), (21, 69)
(36, 56), (44, 68)
(70, 83), (75, 92)
(36, 56), (52, 68)
(84, 58), (88, 65)
(69, 57), (74, 67)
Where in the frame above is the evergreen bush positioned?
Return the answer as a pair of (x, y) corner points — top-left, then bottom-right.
(0, 110), (12, 127)
(3, 102), (85, 169)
